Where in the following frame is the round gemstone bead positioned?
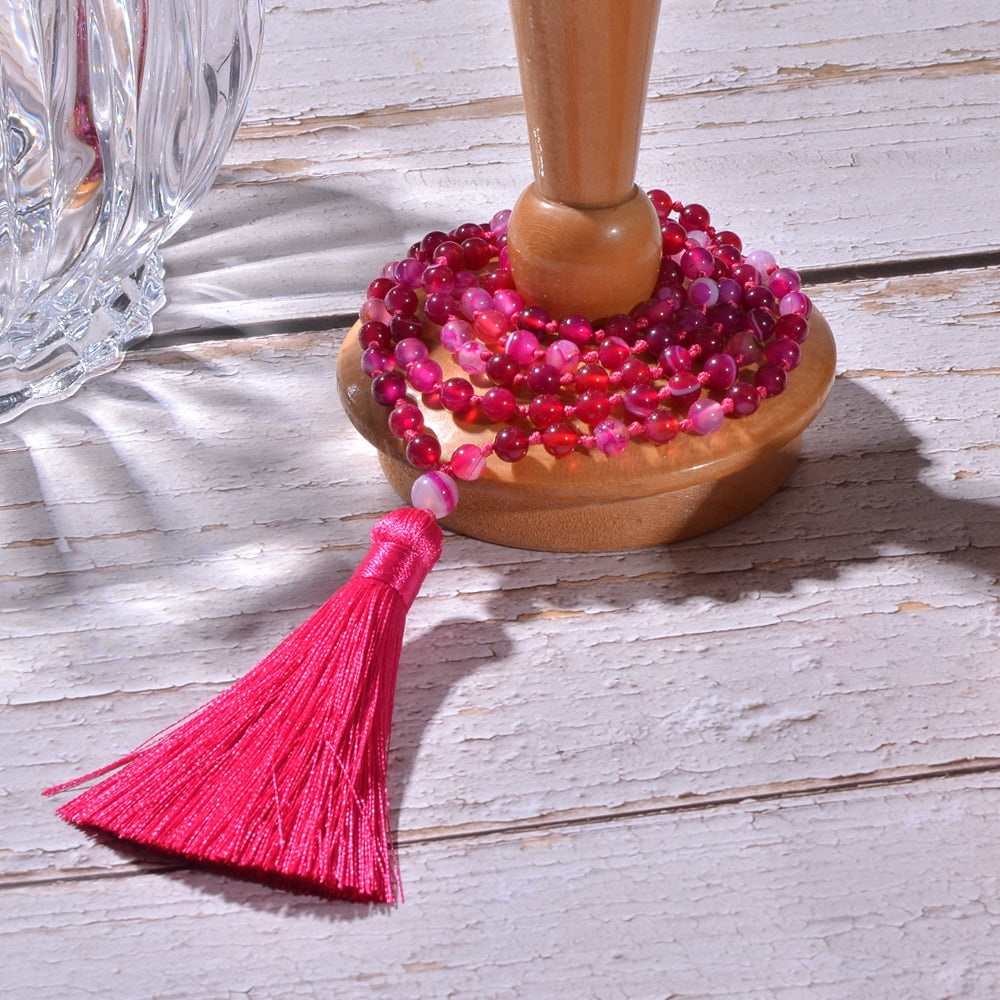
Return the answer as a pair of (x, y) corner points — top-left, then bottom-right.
(433, 240), (464, 269)
(767, 267), (801, 298)
(474, 308), (508, 343)
(361, 345), (393, 377)
(687, 398), (725, 435)
(420, 230), (448, 259)
(527, 393), (565, 428)
(360, 297), (391, 325)
(715, 230), (743, 252)
(779, 290), (812, 318)
(755, 363), (788, 396)
(726, 380), (761, 416)
(394, 337), (428, 367)
(776, 313), (809, 343)
(450, 443), (487, 481)
(492, 288), (524, 319)
(679, 202), (710, 231)
(541, 422), (579, 457)
(485, 352), (520, 387)
(623, 383), (659, 419)
(384, 284), (419, 315)
(457, 340), (488, 376)
(575, 363), (610, 393)
(480, 386), (517, 422)
(597, 336), (630, 371)
(747, 306), (776, 341)
(593, 418), (630, 456)
(643, 409), (679, 444)
(387, 402), (424, 437)
(506, 329), (540, 366)
(545, 338), (581, 374)
(461, 236), (493, 270)
(490, 209), (511, 238)
(394, 257), (426, 287)
(717, 277), (743, 306)
(618, 357), (652, 388)
(701, 353), (739, 390)
(668, 372), (702, 403)
(422, 264), (456, 294)
(526, 362), (561, 394)
(574, 390), (611, 426)
(460, 286), (493, 321)
(688, 276), (719, 309)
(423, 292), (459, 326)
(389, 312), (423, 343)
(359, 321), (391, 349)
(744, 249), (776, 280)
(407, 357), (443, 393)
(766, 337), (802, 370)
(518, 306), (551, 334)
(405, 432), (442, 470)
(648, 188), (672, 218)
(366, 277), (394, 300)
(660, 220), (687, 255)
(558, 315), (594, 346)
(727, 331), (762, 365)
(371, 370), (407, 407)
(493, 426), (530, 463)
(440, 318), (473, 352)
(660, 344), (693, 375)
(411, 470), (459, 518)
(743, 285), (777, 313)
(439, 377), (475, 412)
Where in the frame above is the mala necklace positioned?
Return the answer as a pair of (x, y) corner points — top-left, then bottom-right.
(355, 190), (812, 521)
(45, 190), (817, 906)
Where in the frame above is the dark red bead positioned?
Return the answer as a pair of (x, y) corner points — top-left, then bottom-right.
(460, 236), (493, 270)
(480, 267), (516, 294)
(486, 352), (520, 387)
(541, 422), (579, 457)
(452, 222), (485, 242)
(619, 358), (652, 388)
(597, 337), (630, 371)
(384, 284), (418, 315)
(575, 363), (610, 393)
(528, 393), (564, 428)
(679, 203), (710, 232)
(423, 291), (459, 326)
(420, 231), (449, 259)
(493, 426), (530, 463)
(480, 386), (517, 422)
(371, 370), (407, 407)
(726, 381), (761, 416)
(647, 188), (673, 219)
(405, 432), (441, 470)
(518, 306), (552, 334)
(755, 363), (788, 396)
(766, 337), (802, 370)
(776, 314), (809, 343)
(359, 321), (391, 350)
(715, 230), (743, 252)
(526, 362), (561, 394)
(439, 377), (475, 412)
(388, 402), (424, 437)
(623, 383), (659, 418)
(574, 390), (611, 426)
(747, 307), (776, 341)
(366, 277), (394, 300)
(433, 240), (465, 269)
(643, 409), (679, 444)
(660, 220), (687, 255)
(743, 285), (776, 312)
(389, 312), (423, 343)
(600, 314), (638, 344)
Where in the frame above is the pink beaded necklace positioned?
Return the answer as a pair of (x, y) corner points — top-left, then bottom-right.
(356, 189), (813, 521)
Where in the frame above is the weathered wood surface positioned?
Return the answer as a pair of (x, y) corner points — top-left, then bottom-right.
(2, 0), (999, 997)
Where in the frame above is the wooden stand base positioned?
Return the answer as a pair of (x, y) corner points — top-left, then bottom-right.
(337, 309), (836, 552)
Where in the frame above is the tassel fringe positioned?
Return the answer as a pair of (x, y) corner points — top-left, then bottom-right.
(45, 508), (443, 904)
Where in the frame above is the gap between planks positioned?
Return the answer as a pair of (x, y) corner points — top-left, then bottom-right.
(6, 755), (999, 892)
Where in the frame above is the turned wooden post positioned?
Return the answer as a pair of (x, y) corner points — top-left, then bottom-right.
(505, 0), (663, 319)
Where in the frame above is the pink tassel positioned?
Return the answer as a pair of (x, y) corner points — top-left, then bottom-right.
(44, 508), (443, 904)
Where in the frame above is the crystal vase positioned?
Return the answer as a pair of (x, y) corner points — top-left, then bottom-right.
(0, 0), (264, 421)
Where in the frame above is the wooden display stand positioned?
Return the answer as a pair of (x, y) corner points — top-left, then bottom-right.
(337, 0), (836, 552)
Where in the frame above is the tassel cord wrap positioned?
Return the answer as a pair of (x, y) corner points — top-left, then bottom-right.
(45, 508), (444, 904)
